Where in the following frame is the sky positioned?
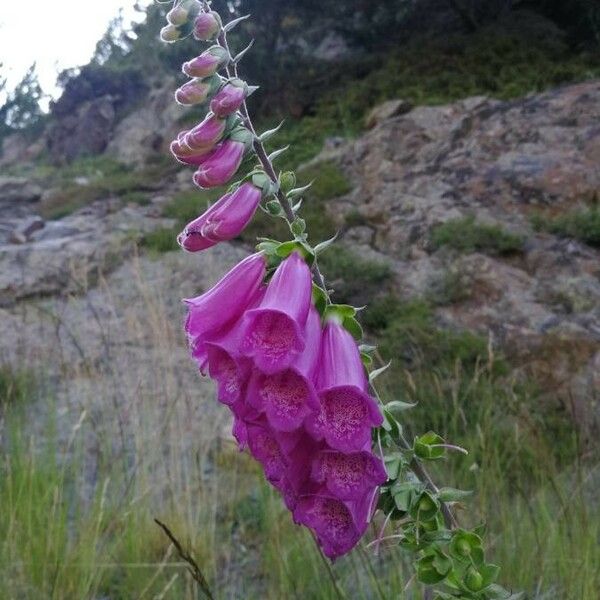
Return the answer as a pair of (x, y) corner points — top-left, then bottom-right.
(0, 0), (152, 103)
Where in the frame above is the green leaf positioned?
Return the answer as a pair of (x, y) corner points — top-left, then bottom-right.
(258, 120), (284, 142)
(369, 361), (391, 383)
(385, 399), (416, 412)
(267, 145), (290, 162)
(223, 13), (251, 33)
(480, 564), (501, 588)
(286, 181), (313, 199)
(313, 232), (339, 255)
(438, 487), (474, 503)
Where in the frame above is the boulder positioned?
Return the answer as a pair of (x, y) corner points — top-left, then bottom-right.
(319, 80), (600, 432)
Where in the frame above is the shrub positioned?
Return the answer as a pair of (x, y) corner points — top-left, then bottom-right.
(431, 216), (525, 255)
(532, 207), (600, 247)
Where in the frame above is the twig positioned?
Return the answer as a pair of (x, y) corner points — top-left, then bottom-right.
(154, 519), (215, 600)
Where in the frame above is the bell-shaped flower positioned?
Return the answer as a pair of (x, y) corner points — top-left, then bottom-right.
(193, 10), (221, 41)
(246, 421), (289, 483)
(175, 74), (221, 106)
(241, 252), (312, 374)
(177, 183), (262, 252)
(311, 448), (387, 501)
(210, 79), (247, 118)
(293, 492), (369, 559)
(307, 320), (383, 453)
(184, 252), (266, 355)
(192, 140), (245, 188)
(247, 305), (321, 430)
(204, 314), (256, 406)
(183, 46), (230, 78)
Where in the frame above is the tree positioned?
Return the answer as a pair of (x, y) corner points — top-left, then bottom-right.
(0, 64), (45, 139)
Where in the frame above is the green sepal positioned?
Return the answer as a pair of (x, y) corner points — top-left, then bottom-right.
(312, 283), (327, 316)
(414, 431), (446, 460)
(449, 529), (484, 566)
(410, 490), (440, 521)
(416, 552), (452, 585)
(279, 171), (296, 194)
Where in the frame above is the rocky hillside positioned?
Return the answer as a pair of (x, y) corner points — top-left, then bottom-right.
(1, 79), (599, 441)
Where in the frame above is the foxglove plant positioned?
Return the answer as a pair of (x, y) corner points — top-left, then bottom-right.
(159, 1), (511, 597)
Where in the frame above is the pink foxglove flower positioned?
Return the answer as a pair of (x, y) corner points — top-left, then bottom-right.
(170, 137), (214, 166)
(311, 449), (387, 501)
(184, 114), (226, 151)
(192, 140), (245, 188)
(246, 422), (289, 483)
(294, 494), (369, 560)
(307, 320), (383, 452)
(184, 252), (266, 356)
(247, 305), (321, 430)
(175, 74), (221, 106)
(242, 252), (312, 374)
(178, 183), (262, 252)
(193, 10), (221, 41)
(210, 80), (247, 118)
(183, 46), (229, 78)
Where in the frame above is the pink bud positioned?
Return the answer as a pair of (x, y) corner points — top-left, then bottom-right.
(210, 80), (247, 118)
(184, 114), (226, 151)
(174, 74), (221, 106)
(160, 24), (181, 43)
(193, 11), (221, 41)
(170, 136), (213, 166)
(182, 46), (229, 78)
(178, 183), (262, 252)
(192, 140), (245, 188)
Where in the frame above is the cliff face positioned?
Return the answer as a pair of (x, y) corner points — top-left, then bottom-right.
(319, 80), (600, 432)
(0, 80), (599, 434)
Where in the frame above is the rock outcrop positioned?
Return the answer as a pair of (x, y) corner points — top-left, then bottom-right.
(317, 80), (600, 432)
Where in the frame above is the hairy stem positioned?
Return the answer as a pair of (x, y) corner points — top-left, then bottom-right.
(216, 25), (330, 298)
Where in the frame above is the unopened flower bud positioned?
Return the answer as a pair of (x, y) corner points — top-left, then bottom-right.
(182, 46), (229, 78)
(192, 140), (245, 188)
(175, 74), (221, 106)
(210, 79), (248, 118)
(167, 6), (188, 26)
(193, 11), (221, 41)
(160, 24), (181, 43)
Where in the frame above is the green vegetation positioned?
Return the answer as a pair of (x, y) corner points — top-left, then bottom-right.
(431, 216), (525, 256)
(532, 207), (600, 247)
(320, 246), (392, 306)
(139, 227), (180, 253)
(1, 294), (597, 598)
(32, 155), (175, 220)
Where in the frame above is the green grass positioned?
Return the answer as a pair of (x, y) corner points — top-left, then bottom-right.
(32, 155), (176, 220)
(139, 227), (180, 253)
(532, 207), (600, 248)
(431, 216), (525, 256)
(1, 329), (597, 599)
(319, 246), (392, 306)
